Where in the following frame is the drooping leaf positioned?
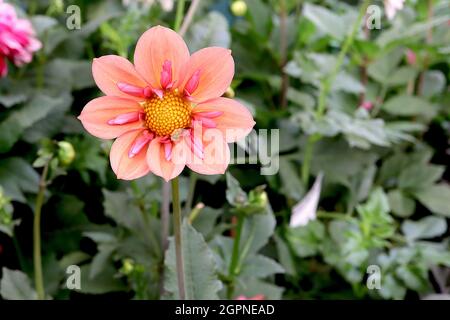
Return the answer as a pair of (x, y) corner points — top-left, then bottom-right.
(401, 216), (447, 241)
(164, 221), (222, 299)
(0, 157), (39, 202)
(382, 95), (436, 117)
(414, 184), (450, 217)
(0, 268), (37, 300)
(185, 12), (230, 52)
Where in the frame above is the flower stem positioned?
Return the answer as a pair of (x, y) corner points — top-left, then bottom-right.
(315, 0), (370, 118)
(184, 171), (197, 215)
(33, 162), (49, 300)
(300, 0), (371, 186)
(279, 0), (289, 109)
(179, 0), (201, 37)
(171, 177), (186, 300)
(173, 0), (186, 32)
(227, 213), (244, 299)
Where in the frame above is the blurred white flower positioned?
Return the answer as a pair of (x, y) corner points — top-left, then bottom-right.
(384, 0), (405, 20)
(122, 0), (173, 12)
(289, 173), (323, 228)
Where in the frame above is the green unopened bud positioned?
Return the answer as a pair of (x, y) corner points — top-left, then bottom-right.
(245, 186), (268, 215)
(224, 87), (235, 98)
(250, 190), (267, 208)
(121, 258), (135, 275)
(57, 141), (75, 166)
(231, 0), (247, 17)
(0, 187), (13, 225)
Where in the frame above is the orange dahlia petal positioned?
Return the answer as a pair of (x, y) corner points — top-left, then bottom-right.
(147, 137), (186, 182)
(134, 26), (190, 90)
(193, 97), (255, 143)
(92, 55), (148, 100)
(180, 47), (234, 103)
(110, 129), (151, 180)
(185, 128), (231, 175)
(78, 96), (144, 139)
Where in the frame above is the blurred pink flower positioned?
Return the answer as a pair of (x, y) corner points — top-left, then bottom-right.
(384, 0), (405, 20)
(405, 49), (417, 65)
(359, 101), (373, 111)
(0, 0), (41, 77)
(235, 294), (265, 300)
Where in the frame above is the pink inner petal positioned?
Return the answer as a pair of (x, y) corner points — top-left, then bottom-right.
(184, 69), (201, 96)
(128, 130), (154, 158)
(107, 111), (141, 125)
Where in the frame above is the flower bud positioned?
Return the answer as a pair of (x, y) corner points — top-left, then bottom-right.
(57, 141), (75, 166)
(249, 187), (268, 209)
(121, 258), (135, 275)
(224, 86), (235, 98)
(359, 101), (373, 111)
(231, 1), (247, 17)
(0, 187), (13, 225)
(405, 49), (416, 65)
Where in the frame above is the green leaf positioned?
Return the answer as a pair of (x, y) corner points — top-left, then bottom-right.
(396, 265), (428, 292)
(420, 70), (446, 97)
(226, 173), (247, 206)
(279, 157), (304, 201)
(0, 93), (72, 153)
(386, 67), (419, 86)
(377, 14), (450, 46)
(89, 244), (117, 280)
(303, 3), (346, 40)
(103, 189), (141, 230)
(164, 221), (222, 299)
(0, 268), (37, 300)
(31, 15), (58, 35)
(401, 216), (447, 241)
(274, 234), (296, 276)
(185, 12), (230, 52)
(367, 48), (404, 82)
(286, 88), (315, 109)
(332, 72), (365, 94)
(0, 87), (28, 108)
(79, 264), (126, 294)
(387, 189), (415, 218)
(241, 205), (276, 254)
(398, 163), (444, 191)
(414, 184), (450, 217)
(382, 95), (436, 117)
(192, 207), (222, 239)
(286, 220), (325, 257)
(378, 274), (406, 300)
(240, 255), (285, 278)
(44, 59), (94, 91)
(0, 157), (39, 202)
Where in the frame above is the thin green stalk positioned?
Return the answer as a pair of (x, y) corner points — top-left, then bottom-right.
(184, 172), (198, 215)
(301, 0), (371, 186)
(173, 0), (186, 32)
(317, 211), (353, 221)
(227, 213), (244, 299)
(301, 135), (314, 185)
(316, 0), (371, 118)
(33, 163), (49, 300)
(171, 177), (186, 300)
(279, 0), (289, 108)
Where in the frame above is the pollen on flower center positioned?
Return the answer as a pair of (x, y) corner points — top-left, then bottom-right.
(142, 91), (192, 136)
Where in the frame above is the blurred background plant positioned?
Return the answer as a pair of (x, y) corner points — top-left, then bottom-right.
(0, 0), (449, 300)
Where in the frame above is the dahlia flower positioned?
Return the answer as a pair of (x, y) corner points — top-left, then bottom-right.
(79, 26), (255, 181)
(0, 0), (41, 77)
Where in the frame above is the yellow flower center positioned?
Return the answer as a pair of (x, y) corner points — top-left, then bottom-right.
(142, 91), (192, 136)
